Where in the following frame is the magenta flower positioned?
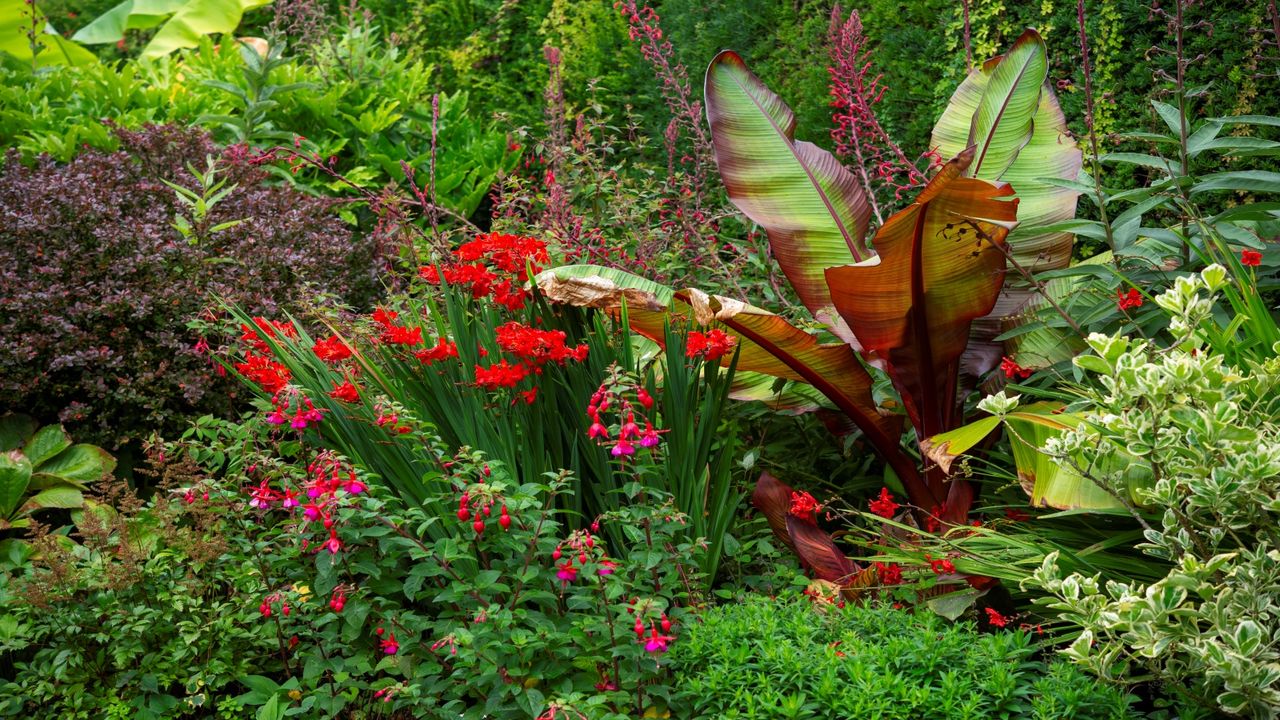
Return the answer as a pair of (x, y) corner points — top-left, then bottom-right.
(556, 560), (578, 583)
(303, 503), (323, 521)
(266, 410), (287, 425)
(643, 629), (674, 654)
(597, 559), (618, 576)
(325, 531), (342, 554)
(281, 488), (300, 509)
(639, 424), (660, 448)
(611, 439), (635, 457)
(587, 422), (609, 439)
(290, 414), (308, 430)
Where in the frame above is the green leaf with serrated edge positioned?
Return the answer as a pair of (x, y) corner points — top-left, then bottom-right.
(34, 444), (115, 483)
(23, 425), (71, 468)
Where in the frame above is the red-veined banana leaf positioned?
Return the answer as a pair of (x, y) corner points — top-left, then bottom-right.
(536, 265), (926, 497)
(930, 28), (1081, 273)
(705, 49), (872, 337)
(752, 472), (857, 583)
(826, 149), (1018, 445)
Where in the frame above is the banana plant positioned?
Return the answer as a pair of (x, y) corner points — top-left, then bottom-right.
(0, 414), (115, 532)
(72, 0), (272, 59)
(541, 49), (1018, 532)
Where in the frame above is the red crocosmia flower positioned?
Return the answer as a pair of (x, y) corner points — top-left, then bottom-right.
(926, 554), (956, 575)
(999, 356), (1032, 380)
(519, 388), (538, 405)
(869, 487), (899, 519)
(685, 329), (736, 361)
(313, 335), (352, 362)
(235, 354), (291, 394)
(473, 360), (530, 390)
(985, 607), (1010, 628)
(788, 491), (821, 523)
(240, 317), (297, 354)
(383, 324), (423, 346)
(414, 337), (459, 365)
(418, 264), (441, 283)
(875, 561), (903, 585)
(1242, 249), (1263, 267)
(329, 381), (360, 403)
(1004, 507), (1031, 522)
(1116, 288), (1143, 311)
(371, 308), (399, 326)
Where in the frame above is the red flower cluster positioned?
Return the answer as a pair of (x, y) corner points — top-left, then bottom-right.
(419, 232), (549, 311)
(474, 359), (531, 391)
(1000, 356), (1032, 380)
(494, 322), (589, 366)
(241, 317), (297, 354)
(1242, 249), (1263, 267)
(1116, 288), (1143, 311)
(415, 337), (459, 365)
(685, 329), (736, 361)
(367, 308), (423, 346)
(984, 607), (1010, 628)
(312, 335), (352, 363)
(875, 561), (903, 585)
(925, 554), (956, 575)
(236, 354), (291, 395)
(329, 380), (360, 403)
(868, 487), (899, 519)
(788, 491), (821, 523)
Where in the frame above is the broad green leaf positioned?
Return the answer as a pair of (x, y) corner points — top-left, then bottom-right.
(704, 50), (871, 321)
(0, 451), (33, 520)
(1002, 407), (1129, 510)
(921, 416), (1000, 474)
(728, 372), (831, 415)
(26, 485), (83, 511)
(34, 444), (115, 483)
(73, 0), (273, 58)
(931, 29), (1081, 273)
(0, 0), (97, 66)
(926, 588), (984, 621)
(826, 150), (1018, 439)
(23, 425), (71, 467)
(0, 414), (37, 453)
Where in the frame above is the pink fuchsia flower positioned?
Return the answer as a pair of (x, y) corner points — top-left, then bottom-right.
(303, 503), (323, 521)
(325, 531), (342, 555)
(642, 628), (675, 654)
(380, 633), (399, 655)
(597, 559), (618, 576)
(611, 439), (635, 457)
(587, 421), (609, 439)
(344, 474), (367, 495)
(266, 410), (287, 425)
(248, 480), (276, 509)
(290, 413), (309, 430)
(556, 560), (578, 584)
(639, 423), (661, 448)
(281, 488), (300, 509)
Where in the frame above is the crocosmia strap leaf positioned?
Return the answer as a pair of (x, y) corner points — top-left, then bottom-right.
(826, 150), (1017, 438)
(931, 28), (1081, 273)
(705, 50), (872, 321)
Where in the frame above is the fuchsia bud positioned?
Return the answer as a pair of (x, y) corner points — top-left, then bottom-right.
(552, 547), (562, 560)
(458, 507), (470, 521)
(473, 519), (485, 534)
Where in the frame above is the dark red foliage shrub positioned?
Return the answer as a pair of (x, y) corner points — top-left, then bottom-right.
(0, 124), (380, 448)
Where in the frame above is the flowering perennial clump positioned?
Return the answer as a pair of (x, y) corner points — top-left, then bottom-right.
(419, 232), (550, 310)
(586, 364), (663, 457)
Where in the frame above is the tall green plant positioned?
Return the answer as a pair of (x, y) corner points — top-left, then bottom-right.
(539, 32), (1080, 590)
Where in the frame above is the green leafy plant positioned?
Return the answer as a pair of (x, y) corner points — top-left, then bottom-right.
(0, 414), (114, 535)
(72, 0), (273, 59)
(0, 0), (96, 68)
(670, 594), (1140, 719)
(1020, 266), (1280, 718)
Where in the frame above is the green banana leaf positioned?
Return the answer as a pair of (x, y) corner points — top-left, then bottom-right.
(0, 0), (97, 66)
(72, 0), (272, 59)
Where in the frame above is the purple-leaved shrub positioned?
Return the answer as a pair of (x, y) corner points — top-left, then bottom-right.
(0, 124), (380, 448)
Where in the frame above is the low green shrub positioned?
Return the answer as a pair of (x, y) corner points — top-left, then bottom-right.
(670, 595), (1140, 720)
(0, 413), (700, 719)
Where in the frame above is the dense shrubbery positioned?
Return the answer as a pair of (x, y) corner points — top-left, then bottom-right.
(0, 124), (377, 448)
(671, 596), (1139, 719)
